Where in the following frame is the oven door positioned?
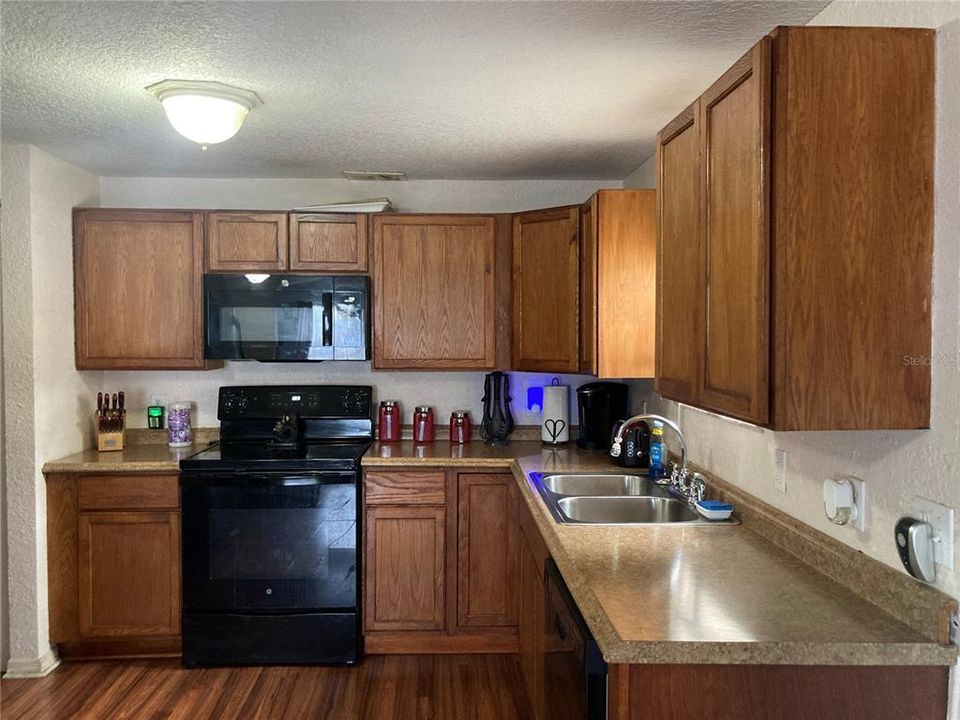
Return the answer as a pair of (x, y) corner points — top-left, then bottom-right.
(181, 470), (359, 612)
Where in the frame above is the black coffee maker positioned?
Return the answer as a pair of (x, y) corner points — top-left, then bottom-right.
(576, 382), (628, 450)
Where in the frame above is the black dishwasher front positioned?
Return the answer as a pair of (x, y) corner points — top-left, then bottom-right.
(544, 559), (608, 720)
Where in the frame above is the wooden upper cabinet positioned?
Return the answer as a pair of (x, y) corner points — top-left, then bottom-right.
(206, 211), (369, 273)
(512, 207), (580, 373)
(582, 190), (657, 379)
(769, 27), (933, 430)
(579, 197), (597, 375)
(289, 213), (368, 272)
(74, 209), (207, 370)
(656, 105), (702, 405)
(455, 473), (518, 630)
(372, 215), (497, 369)
(655, 27), (934, 430)
(698, 40), (770, 425)
(205, 212), (287, 271)
(78, 510), (180, 638)
(364, 506), (446, 632)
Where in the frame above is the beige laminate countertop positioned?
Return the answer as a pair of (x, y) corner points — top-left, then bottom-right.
(365, 441), (957, 667)
(42, 442), (208, 473)
(44, 439), (956, 666)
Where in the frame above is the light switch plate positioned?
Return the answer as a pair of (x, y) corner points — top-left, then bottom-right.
(774, 449), (787, 493)
(915, 497), (955, 570)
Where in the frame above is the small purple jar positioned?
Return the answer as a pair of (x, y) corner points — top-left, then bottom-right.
(167, 401), (193, 448)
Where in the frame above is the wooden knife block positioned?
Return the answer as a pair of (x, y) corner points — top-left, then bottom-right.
(96, 413), (126, 452)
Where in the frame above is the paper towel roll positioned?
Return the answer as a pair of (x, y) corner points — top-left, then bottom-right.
(541, 384), (570, 444)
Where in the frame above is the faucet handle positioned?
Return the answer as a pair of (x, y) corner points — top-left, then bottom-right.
(610, 439), (622, 458)
(668, 463), (682, 487)
(689, 473), (707, 503)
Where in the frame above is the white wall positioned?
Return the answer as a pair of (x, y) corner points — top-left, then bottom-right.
(1, 144), (101, 676)
(105, 364), (593, 431)
(622, 157), (655, 191)
(98, 177), (620, 214)
(0, 210), (6, 673)
(625, 6), (960, 599)
(98, 176), (621, 428)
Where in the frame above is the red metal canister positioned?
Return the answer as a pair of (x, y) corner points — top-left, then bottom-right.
(413, 406), (435, 444)
(378, 400), (401, 443)
(449, 411), (472, 444)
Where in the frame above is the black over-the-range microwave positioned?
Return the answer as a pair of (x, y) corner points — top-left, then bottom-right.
(204, 274), (370, 362)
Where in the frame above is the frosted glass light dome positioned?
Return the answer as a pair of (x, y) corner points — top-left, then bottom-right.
(146, 80), (262, 146)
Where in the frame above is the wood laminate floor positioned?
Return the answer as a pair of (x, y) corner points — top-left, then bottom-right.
(1, 655), (534, 720)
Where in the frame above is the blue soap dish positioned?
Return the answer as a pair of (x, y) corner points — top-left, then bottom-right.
(695, 500), (734, 521)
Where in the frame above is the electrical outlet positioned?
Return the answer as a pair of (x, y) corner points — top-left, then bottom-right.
(848, 476), (866, 533)
(774, 449), (787, 493)
(915, 497), (955, 570)
(149, 394), (166, 408)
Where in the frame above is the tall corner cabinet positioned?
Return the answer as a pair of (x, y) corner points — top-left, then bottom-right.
(655, 26), (934, 429)
(513, 192), (657, 378)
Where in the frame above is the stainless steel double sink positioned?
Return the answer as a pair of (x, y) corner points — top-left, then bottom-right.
(532, 472), (737, 526)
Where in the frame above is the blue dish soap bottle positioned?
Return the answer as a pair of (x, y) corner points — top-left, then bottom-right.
(649, 422), (665, 480)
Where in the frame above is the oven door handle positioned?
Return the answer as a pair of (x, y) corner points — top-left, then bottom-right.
(180, 472), (357, 487)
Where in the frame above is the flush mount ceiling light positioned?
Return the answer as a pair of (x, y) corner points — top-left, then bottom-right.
(146, 79), (262, 147)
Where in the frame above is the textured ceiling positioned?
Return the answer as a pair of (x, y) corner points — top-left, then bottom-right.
(1, 1), (828, 179)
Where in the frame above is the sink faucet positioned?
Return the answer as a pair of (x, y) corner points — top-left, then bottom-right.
(610, 414), (687, 472)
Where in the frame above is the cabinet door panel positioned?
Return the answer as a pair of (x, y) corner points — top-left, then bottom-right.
(74, 209), (205, 369)
(290, 213), (368, 271)
(456, 474), (518, 629)
(519, 532), (545, 720)
(78, 511), (180, 638)
(579, 197), (598, 375)
(512, 207), (580, 372)
(656, 107), (702, 404)
(365, 506), (445, 631)
(699, 42), (770, 424)
(206, 212), (287, 271)
(770, 27), (933, 430)
(597, 190), (657, 379)
(373, 215), (496, 369)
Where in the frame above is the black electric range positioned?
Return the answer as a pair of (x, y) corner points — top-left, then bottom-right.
(179, 385), (372, 668)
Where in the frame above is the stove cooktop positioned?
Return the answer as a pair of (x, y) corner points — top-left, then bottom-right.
(179, 440), (372, 472)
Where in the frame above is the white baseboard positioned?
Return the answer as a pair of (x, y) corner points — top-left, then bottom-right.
(2, 648), (60, 678)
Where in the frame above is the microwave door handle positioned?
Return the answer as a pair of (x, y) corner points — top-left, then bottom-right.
(230, 313), (247, 360)
(322, 292), (333, 346)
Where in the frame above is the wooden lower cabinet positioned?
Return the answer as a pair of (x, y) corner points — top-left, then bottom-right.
(608, 663), (948, 720)
(46, 473), (182, 659)
(456, 474), (518, 629)
(78, 511), (180, 638)
(364, 506), (446, 632)
(363, 468), (519, 653)
(518, 532), (546, 720)
(517, 487), (551, 720)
